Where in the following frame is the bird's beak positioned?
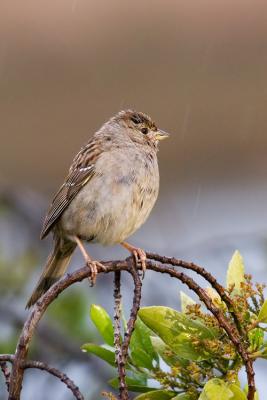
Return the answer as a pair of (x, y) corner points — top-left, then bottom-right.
(155, 129), (170, 141)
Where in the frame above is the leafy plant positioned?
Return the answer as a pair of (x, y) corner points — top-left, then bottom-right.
(83, 251), (266, 399)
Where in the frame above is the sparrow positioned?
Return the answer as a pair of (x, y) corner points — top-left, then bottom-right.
(26, 110), (169, 308)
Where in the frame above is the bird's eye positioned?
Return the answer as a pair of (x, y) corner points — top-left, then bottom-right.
(141, 127), (148, 135)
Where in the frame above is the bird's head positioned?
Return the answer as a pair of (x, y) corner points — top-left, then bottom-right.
(111, 110), (170, 149)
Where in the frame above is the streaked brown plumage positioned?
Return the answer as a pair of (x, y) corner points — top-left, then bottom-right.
(26, 110), (169, 308)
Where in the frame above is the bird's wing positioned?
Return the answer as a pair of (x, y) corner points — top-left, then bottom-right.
(40, 138), (102, 239)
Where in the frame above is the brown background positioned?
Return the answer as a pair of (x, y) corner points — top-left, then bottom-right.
(1, 0), (267, 192)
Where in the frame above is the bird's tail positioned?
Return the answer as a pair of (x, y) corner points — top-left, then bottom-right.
(26, 237), (76, 308)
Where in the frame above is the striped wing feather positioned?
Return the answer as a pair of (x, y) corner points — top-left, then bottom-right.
(40, 138), (101, 239)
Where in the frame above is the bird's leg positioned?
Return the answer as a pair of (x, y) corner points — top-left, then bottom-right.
(120, 241), (146, 278)
(73, 236), (106, 286)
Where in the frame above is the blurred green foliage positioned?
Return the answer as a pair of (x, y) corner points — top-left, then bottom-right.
(47, 288), (89, 341)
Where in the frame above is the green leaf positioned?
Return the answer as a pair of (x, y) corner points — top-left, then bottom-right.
(248, 328), (264, 351)
(172, 394), (192, 400)
(180, 291), (196, 314)
(81, 343), (115, 366)
(109, 377), (154, 393)
(139, 306), (216, 361)
(150, 336), (189, 368)
(226, 251), (245, 293)
(129, 372), (148, 386)
(134, 390), (176, 399)
(130, 317), (158, 369)
(258, 299), (267, 323)
(199, 380), (247, 400)
(199, 379), (233, 400)
(228, 384), (246, 399)
(259, 342), (267, 358)
(90, 304), (114, 346)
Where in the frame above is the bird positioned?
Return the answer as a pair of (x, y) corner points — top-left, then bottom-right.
(26, 110), (169, 308)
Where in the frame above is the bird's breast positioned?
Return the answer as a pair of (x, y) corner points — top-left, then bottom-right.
(60, 148), (159, 245)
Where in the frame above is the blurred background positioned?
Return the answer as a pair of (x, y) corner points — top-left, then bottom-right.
(1, 0), (267, 398)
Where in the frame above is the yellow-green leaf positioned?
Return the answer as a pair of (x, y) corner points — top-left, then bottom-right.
(258, 299), (267, 323)
(150, 336), (188, 368)
(248, 328), (264, 351)
(226, 251), (245, 293)
(228, 384), (246, 399)
(199, 379), (233, 400)
(205, 288), (221, 303)
(139, 307), (216, 361)
(172, 394), (192, 399)
(180, 291), (196, 314)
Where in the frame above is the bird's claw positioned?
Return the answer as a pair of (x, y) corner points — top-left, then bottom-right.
(86, 260), (106, 286)
(132, 248), (146, 279)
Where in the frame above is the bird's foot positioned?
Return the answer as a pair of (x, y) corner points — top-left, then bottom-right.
(72, 236), (106, 285)
(86, 259), (106, 286)
(121, 242), (146, 279)
(132, 247), (146, 279)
